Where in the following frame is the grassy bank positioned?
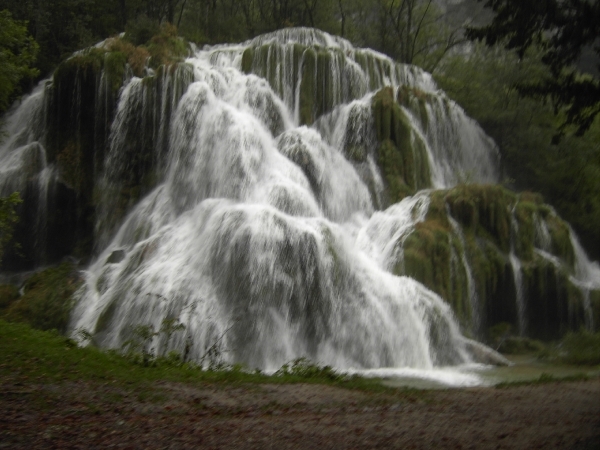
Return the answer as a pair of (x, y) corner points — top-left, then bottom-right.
(0, 319), (389, 392)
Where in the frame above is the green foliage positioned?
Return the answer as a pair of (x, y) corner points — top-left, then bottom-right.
(0, 318), (387, 391)
(495, 372), (591, 388)
(396, 184), (585, 338)
(445, 184), (513, 252)
(497, 336), (547, 355)
(488, 322), (512, 349)
(339, 0), (466, 72)
(124, 14), (161, 46)
(466, 0), (600, 137)
(0, 192), (22, 264)
(121, 317), (186, 366)
(0, 10), (39, 114)
(436, 43), (600, 260)
(0, 283), (20, 312)
(275, 357), (342, 382)
(2, 262), (81, 333)
(560, 330), (600, 366)
(144, 23), (188, 68)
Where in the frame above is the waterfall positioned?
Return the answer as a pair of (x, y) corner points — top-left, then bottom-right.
(569, 229), (600, 331)
(509, 203), (527, 336)
(68, 28), (491, 371)
(446, 207), (480, 335)
(6, 27), (596, 375)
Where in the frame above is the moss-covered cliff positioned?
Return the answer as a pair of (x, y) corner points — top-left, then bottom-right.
(4, 32), (192, 270)
(389, 184), (596, 341)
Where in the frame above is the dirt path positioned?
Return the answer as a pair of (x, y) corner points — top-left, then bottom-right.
(1, 377), (599, 449)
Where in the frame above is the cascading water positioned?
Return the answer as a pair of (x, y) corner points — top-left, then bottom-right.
(509, 203), (527, 336)
(70, 28), (498, 374)
(2, 28), (596, 383)
(569, 230), (600, 331)
(446, 208), (480, 335)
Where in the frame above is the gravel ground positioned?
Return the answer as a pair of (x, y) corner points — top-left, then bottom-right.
(1, 377), (599, 449)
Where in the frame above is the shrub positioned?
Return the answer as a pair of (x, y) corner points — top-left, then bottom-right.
(560, 330), (600, 365)
(3, 263), (81, 333)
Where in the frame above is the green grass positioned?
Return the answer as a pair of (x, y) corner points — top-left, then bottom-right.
(559, 330), (600, 365)
(0, 319), (387, 392)
(495, 372), (591, 388)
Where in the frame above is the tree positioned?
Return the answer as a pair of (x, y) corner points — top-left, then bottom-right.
(341, 0), (468, 73)
(436, 43), (600, 260)
(466, 0), (600, 138)
(0, 192), (22, 265)
(0, 10), (39, 115)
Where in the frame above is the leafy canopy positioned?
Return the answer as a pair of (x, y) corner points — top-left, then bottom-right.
(0, 192), (22, 264)
(0, 10), (39, 114)
(466, 0), (600, 139)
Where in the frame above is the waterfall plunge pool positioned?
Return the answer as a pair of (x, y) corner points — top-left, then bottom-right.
(356, 356), (600, 390)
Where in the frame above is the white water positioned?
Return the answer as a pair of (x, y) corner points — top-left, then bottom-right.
(569, 229), (600, 331)
(67, 28), (501, 372)
(509, 205), (527, 336)
(446, 208), (480, 334)
(2, 28), (595, 380)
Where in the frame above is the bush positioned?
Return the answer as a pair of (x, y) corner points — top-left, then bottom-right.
(3, 262), (82, 333)
(124, 15), (161, 46)
(560, 330), (600, 366)
(0, 284), (19, 312)
(275, 357), (342, 381)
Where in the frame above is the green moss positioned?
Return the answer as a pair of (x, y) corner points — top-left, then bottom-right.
(497, 336), (546, 354)
(445, 184), (514, 252)
(396, 184), (591, 341)
(377, 139), (408, 202)
(299, 47), (316, 125)
(55, 48), (105, 79)
(3, 263), (82, 333)
(56, 140), (85, 192)
(591, 290), (600, 332)
(546, 214), (575, 270)
(103, 51), (127, 92)
(514, 200), (537, 261)
(402, 221), (454, 313)
(0, 284), (20, 312)
(241, 48), (254, 74)
(316, 49), (336, 118)
(559, 330), (600, 365)
(346, 145), (367, 162)
(372, 87), (431, 203)
(396, 85), (432, 132)
(146, 23), (188, 69)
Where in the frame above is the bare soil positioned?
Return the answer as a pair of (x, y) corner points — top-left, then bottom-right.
(1, 377), (599, 449)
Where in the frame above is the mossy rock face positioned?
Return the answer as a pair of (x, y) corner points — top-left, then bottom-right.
(299, 47), (317, 125)
(591, 290), (600, 332)
(396, 85), (432, 132)
(445, 184), (513, 253)
(241, 48), (254, 74)
(395, 185), (586, 340)
(372, 87), (431, 204)
(3, 263), (82, 334)
(496, 336), (546, 354)
(546, 214), (575, 270)
(103, 51), (128, 92)
(520, 255), (574, 340)
(402, 220), (474, 329)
